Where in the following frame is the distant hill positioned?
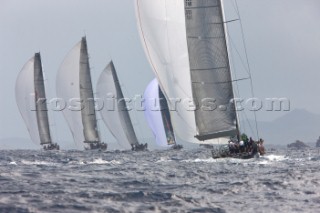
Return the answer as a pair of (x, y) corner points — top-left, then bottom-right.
(243, 109), (320, 146)
(316, 137), (320, 147)
(287, 140), (309, 149)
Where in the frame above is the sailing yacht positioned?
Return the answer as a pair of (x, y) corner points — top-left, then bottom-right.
(56, 37), (107, 151)
(144, 78), (183, 150)
(136, 0), (260, 158)
(96, 61), (148, 151)
(16, 53), (60, 150)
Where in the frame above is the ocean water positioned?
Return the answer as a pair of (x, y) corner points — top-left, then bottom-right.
(0, 148), (320, 213)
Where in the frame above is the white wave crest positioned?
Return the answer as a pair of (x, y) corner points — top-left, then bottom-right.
(80, 158), (121, 165)
(20, 160), (57, 166)
(155, 157), (172, 163)
(261, 154), (288, 161)
(182, 158), (226, 163)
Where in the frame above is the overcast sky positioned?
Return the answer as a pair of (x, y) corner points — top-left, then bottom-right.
(1, 0), (319, 148)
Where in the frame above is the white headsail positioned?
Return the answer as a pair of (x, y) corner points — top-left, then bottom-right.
(16, 53), (53, 146)
(135, 0), (197, 143)
(96, 61), (139, 149)
(144, 78), (176, 148)
(135, 0), (237, 144)
(57, 37), (101, 149)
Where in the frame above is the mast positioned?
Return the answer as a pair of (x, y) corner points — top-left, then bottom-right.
(79, 37), (101, 144)
(184, 0), (238, 141)
(34, 53), (52, 145)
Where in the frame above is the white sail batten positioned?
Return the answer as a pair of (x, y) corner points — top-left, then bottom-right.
(96, 61), (139, 149)
(135, 0), (237, 144)
(135, 0), (198, 143)
(144, 78), (176, 148)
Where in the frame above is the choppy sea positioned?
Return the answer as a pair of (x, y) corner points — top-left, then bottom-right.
(0, 148), (319, 213)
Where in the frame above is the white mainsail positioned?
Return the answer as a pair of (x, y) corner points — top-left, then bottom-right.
(16, 53), (53, 146)
(56, 37), (100, 149)
(96, 61), (139, 149)
(144, 78), (176, 148)
(135, 0), (237, 144)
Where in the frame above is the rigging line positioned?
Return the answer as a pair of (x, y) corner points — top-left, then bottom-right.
(230, 0), (240, 17)
(227, 33), (255, 135)
(241, 113), (254, 137)
(192, 77), (250, 84)
(246, 113), (256, 137)
(241, 108), (255, 137)
(224, 1), (254, 137)
(225, 0), (255, 138)
(226, 1), (252, 76)
(234, 0), (260, 139)
(225, 19), (239, 23)
(229, 59), (240, 99)
(221, 0), (241, 139)
(227, 19), (250, 136)
(232, 77), (250, 82)
(228, 34), (245, 131)
(226, 32), (251, 76)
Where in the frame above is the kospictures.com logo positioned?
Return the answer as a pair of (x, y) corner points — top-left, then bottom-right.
(28, 93), (290, 113)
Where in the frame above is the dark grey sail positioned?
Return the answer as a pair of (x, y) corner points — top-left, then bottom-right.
(108, 61), (140, 146)
(184, 0), (238, 140)
(79, 37), (101, 144)
(34, 53), (52, 145)
(158, 86), (176, 146)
